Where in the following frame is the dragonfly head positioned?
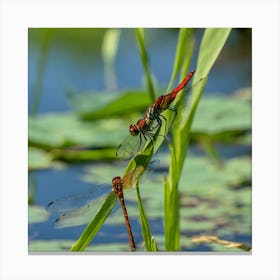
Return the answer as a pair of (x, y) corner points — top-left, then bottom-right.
(129, 124), (139, 136)
(112, 176), (121, 182)
(112, 176), (122, 193)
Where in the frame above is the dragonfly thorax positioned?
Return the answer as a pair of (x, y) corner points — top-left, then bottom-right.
(145, 106), (158, 121)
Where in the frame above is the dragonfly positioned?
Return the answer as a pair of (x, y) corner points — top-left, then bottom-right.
(46, 165), (148, 251)
(116, 70), (196, 159)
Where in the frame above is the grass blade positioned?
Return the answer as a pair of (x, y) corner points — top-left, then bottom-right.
(136, 183), (158, 252)
(70, 192), (117, 252)
(165, 28), (232, 251)
(164, 142), (180, 251)
(101, 29), (121, 91)
(135, 28), (156, 101)
(175, 28), (232, 173)
(167, 28), (194, 92)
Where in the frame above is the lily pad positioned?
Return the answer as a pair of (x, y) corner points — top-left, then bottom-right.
(29, 240), (142, 252)
(28, 147), (54, 170)
(191, 96), (251, 134)
(29, 113), (129, 148)
(29, 205), (50, 224)
(179, 156), (251, 194)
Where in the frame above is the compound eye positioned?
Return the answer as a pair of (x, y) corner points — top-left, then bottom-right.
(129, 124), (139, 136)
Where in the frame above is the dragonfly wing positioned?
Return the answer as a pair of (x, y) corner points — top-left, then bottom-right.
(53, 194), (113, 229)
(122, 159), (161, 190)
(182, 77), (206, 104)
(116, 134), (142, 159)
(46, 184), (111, 213)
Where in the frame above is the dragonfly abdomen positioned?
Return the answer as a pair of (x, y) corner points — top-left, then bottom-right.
(151, 92), (177, 116)
(112, 176), (136, 251)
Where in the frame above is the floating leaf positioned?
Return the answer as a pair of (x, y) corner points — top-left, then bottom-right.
(29, 113), (129, 148)
(192, 96), (251, 134)
(29, 240), (140, 252)
(28, 205), (50, 224)
(180, 156), (251, 194)
(28, 147), (54, 170)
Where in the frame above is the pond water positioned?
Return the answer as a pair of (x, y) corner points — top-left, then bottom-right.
(28, 28), (252, 252)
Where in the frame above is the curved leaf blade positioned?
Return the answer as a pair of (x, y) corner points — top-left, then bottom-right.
(70, 192), (117, 252)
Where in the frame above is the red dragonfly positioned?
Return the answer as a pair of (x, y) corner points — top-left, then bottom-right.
(116, 70), (196, 159)
(46, 165), (148, 251)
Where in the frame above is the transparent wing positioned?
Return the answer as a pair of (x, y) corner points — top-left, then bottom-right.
(46, 161), (162, 228)
(122, 159), (161, 190)
(52, 192), (116, 229)
(46, 184), (111, 213)
(182, 77), (206, 105)
(116, 134), (143, 159)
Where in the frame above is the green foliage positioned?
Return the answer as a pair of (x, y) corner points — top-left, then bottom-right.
(70, 90), (151, 120)
(136, 183), (158, 252)
(167, 28), (194, 92)
(102, 29), (121, 91)
(135, 28), (155, 101)
(164, 28), (232, 251)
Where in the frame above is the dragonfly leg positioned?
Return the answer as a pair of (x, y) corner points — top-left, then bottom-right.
(159, 107), (177, 134)
(137, 133), (143, 153)
(156, 114), (168, 134)
(168, 106), (177, 116)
